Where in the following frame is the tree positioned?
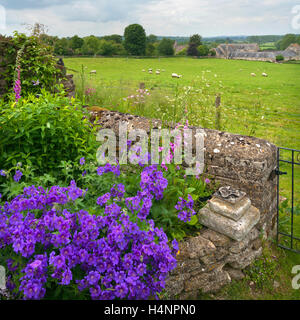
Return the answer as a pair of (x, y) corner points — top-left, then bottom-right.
(147, 34), (157, 44)
(278, 34), (297, 50)
(187, 43), (199, 56)
(157, 38), (174, 56)
(102, 34), (123, 44)
(197, 44), (209, 56)
(70, 35), (84, 50)
(187, 34), (202, 56)
(189, 34), (202, 47)
(124, 24), (146, 55)
(146, 43), (156, 56)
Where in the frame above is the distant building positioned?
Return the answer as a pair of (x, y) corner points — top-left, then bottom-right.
(214, 43), (300, 62)
(173, 41), (188, 54)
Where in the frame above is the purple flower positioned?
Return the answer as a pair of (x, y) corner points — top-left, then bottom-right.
(205, 178), (210, 184)
(13, 67), (21, 102)
(0, 170), (6, 176)
(79, 157), (85, 165)
(13, 170), (23, 182)
(175, 194), (196, 222)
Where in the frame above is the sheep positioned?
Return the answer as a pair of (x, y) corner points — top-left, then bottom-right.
(250, 73), (256, 77)
(90, 70), (97, 76)
(172, 73), (181, 78)
(262, 72), (268, 77)
(142, 69), (146, 72)
(156, 70), (160, 75)
(148, 70), (153, 74)
(148, 68), (152, 72)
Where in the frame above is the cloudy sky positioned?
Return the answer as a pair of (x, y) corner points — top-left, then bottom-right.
(0, 0), (299, 37)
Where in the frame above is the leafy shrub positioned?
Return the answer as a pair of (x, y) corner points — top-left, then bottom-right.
(276, 55), (284, 62)
(0, 90), (97, 175)
(2, 32), (60, 99)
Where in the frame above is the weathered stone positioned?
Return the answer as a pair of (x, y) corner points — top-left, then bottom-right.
(200, 228), (231, 247)
(226, 247), (263, 269)
(170, 259), (202, 275)
(165, 275), (185, 297)
(184, 266), (231, 293)
(224, 267), (245, 280)
(229, 227), (260, 253)
(198, 205), (260, 242)
(177, 235), (216, 260)
(208, 196), (251, 221)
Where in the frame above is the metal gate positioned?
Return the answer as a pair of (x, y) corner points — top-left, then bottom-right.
(276, 147), (300, 253)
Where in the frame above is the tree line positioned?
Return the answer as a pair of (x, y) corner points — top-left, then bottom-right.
(39, 24), (213, 57)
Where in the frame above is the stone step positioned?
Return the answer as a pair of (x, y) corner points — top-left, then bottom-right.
(198, 205), (260, 242)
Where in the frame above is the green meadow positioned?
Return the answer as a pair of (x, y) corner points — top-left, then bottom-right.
(65, 57), (300, 239)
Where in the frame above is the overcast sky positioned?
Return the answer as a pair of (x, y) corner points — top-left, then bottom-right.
(0, 0), (299, 37)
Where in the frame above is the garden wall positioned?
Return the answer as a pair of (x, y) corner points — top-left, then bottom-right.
(93, 109), (278, 298)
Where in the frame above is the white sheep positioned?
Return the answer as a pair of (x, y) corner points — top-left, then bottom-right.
(142, 69), (145, 72)
(90, 70), (97, 75)
(148, 70), (153, 74)
(250, 73), (256, 77)
(156, 70), (160, 75)
(262, 72), (268, 77)
(148, 68), (152, 72)
(172, 73), (181, 78)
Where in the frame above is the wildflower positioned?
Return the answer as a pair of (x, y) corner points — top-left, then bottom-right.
(13, 170), (23, 182)
(0, 170), (6, 176)
(205, 178), (210, 184)
(13, 67), (21, 102)
(32, 80), (40, 86)
(79, 157), (85, 165)
(175, 194), (196, 222)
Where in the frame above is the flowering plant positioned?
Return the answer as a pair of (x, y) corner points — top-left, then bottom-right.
(0, 166), (178, 300)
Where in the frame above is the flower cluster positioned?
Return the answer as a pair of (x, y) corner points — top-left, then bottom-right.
(174, 194), (196, 222)
(97, 163), (120, 177)
(124, 88), (150, 105)
(13, 67), (21, 102)
(0, 172), (177, 300)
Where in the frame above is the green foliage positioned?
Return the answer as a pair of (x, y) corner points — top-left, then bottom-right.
(3, 32), (60, 99)
(101, 34), (123, 44)
(197, 44), (209, 56)
(187, 43), (199, 56)
(70, 35), (84, 50)
(276, 54), (284, 62)
(189, 34), (202, 47)
(0, 91), (98, 175)
(176, 48), (187, 56)
(244, 246), (277, 289)
(157, 38), (174, 56)
(147, 34), (158, 44)
(124, 24), (147, 56)
(146, 43), (156, 56)
(277, 33), (298, 50)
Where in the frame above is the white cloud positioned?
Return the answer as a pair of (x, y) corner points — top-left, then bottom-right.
(1, 0), (298, 37)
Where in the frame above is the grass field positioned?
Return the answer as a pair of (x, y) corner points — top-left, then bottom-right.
(65, 57), (300, 246)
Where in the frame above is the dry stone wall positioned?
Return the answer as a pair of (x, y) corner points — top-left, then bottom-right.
(92, 109), (277, 297)
(95, 109), (278, 238)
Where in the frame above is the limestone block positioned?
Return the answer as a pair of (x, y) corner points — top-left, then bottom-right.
(200, 228), (231, 247)
(198, 205), (260, 242)
(177, 235), (216, 260)
(226, 247), (263, 269)
(208, 196), (251, 221)
(184, 266), (231, 293)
